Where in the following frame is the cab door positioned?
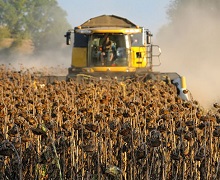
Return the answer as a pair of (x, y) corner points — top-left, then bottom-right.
(88, 34), (102, 66)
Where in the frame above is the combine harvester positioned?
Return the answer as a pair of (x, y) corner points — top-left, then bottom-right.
(64, 14), (188, 100)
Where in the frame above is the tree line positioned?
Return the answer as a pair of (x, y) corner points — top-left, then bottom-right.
(0, 0), (71, 53)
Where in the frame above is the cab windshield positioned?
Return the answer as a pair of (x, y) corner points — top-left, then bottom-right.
(88, 34), (129, 67)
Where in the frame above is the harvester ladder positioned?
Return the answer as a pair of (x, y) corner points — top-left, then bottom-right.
(147, 44), (161, 71)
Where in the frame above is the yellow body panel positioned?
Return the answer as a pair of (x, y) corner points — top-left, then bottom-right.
(83, 67), (136, 72)
(72, 47), (87, 67)
(91, 28), (142, 34)
(131, 47), (147, 68)
(76, 28), (142, 34)
(181, 76), (187, 89)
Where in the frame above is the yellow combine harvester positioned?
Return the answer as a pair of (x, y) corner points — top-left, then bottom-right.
(65, 15), (189, 100)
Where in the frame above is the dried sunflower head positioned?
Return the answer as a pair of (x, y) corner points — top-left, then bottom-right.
(105, 165), (122, 177)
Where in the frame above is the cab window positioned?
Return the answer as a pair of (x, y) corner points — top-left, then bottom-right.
(88, 34), (128, 67)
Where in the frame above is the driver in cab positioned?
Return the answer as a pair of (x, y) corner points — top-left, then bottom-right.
(100, 36), (113, 65)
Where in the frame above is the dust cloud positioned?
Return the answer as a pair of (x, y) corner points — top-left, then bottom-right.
(0, 47), (71, 76)
(155, 4), (220, 109)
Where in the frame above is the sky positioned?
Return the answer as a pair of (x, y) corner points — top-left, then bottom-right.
(57, 0), (172, 34)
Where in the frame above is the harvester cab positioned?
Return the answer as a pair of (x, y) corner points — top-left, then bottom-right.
(65, 15), (189, 100)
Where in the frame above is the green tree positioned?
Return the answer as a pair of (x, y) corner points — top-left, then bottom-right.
(0, 0), (71, 52)
(0, 0), (30, 38)
(25, 0), (71, 52)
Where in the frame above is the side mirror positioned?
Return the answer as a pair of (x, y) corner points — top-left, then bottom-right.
(64, 31), (71, 45)
(146, 30), (153, 44)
